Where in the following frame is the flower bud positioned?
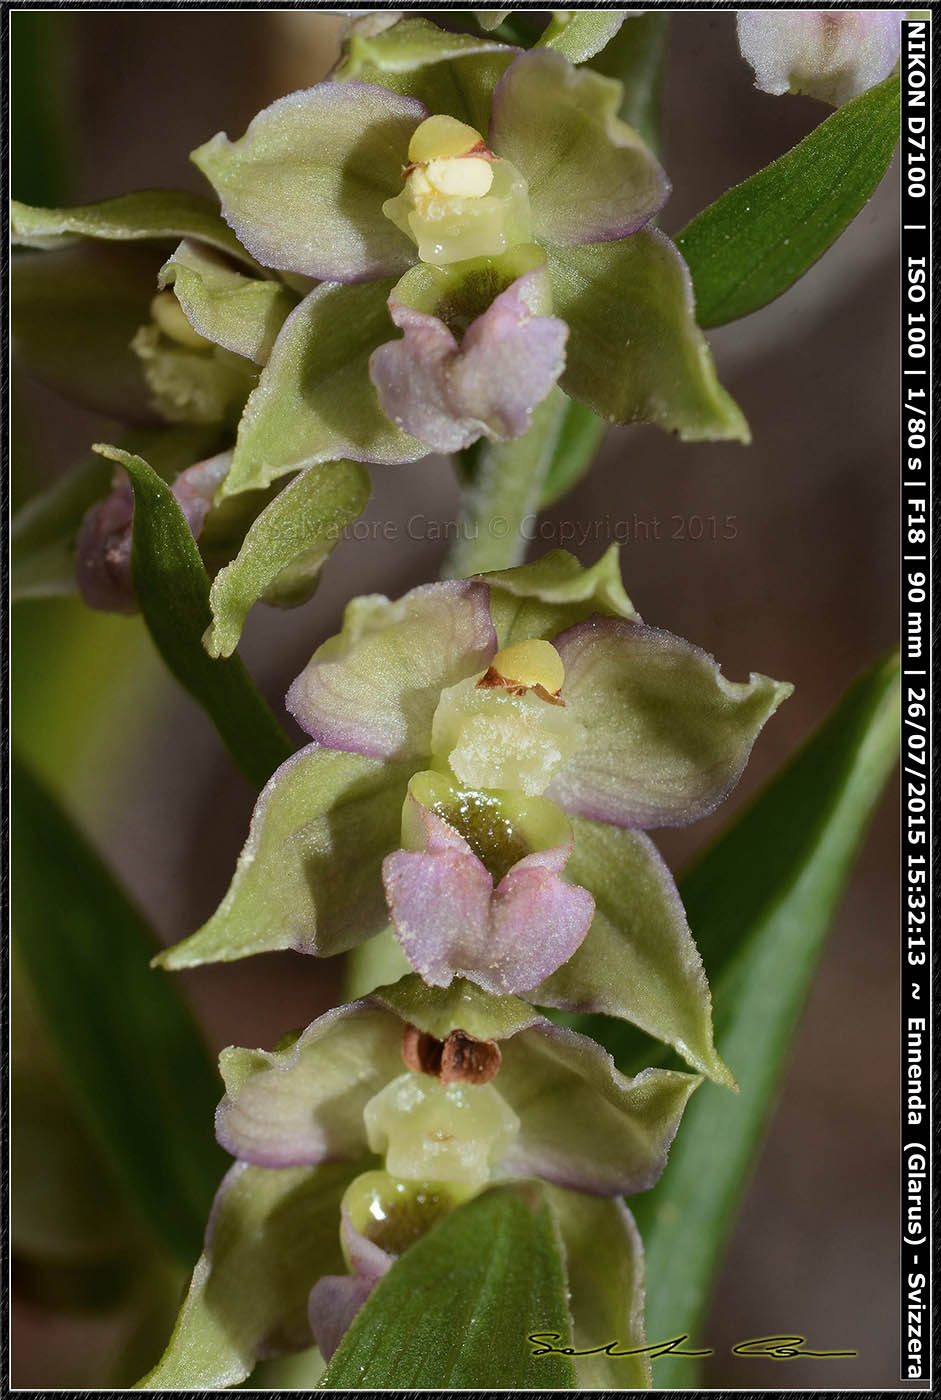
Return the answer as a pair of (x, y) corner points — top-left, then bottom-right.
(737, 10), (902, 107)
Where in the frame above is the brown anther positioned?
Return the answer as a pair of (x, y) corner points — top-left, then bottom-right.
(475, 667), (565, 706)
(439, 1029), (502, 1085)
(401, 1023), (444, 1077)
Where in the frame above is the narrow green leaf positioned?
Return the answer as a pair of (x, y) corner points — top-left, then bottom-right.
(11, 425), (222, 602)
(321, 1183), (576, 1389)
(11, 757), (227, 1265)
(626, 648), (900, 1384)
(11, 189), (260, 267)
(205, 459), (371, 659)
(676, 75), (900, 328)
(94, 444), (294, 789)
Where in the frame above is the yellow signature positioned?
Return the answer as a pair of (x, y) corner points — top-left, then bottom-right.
(528, 1332), (857, 1361)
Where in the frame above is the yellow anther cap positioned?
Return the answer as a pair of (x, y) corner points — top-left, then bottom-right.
(408, 114), (485, 164)
(490, 640), (565, 695)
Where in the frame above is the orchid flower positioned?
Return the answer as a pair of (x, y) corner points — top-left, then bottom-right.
(141, 976), (701, 1390)
(158, 549), (791, 1084)
(173, 15), (748, 498)
(737, 9), (903, 107)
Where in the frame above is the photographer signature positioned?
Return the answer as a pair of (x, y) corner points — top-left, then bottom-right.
(528, 1332), (857, 1361)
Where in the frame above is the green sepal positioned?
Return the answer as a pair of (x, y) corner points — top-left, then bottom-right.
(221, 280), (424, 499)
(334, 15), (515, 131)
(204, 460), (371, 658)
(534, 819), (734, 1086)
(484, 544), (638, 645)
(11, 189), (259, 267)
(677, 75), (901, 328)
(155, 747), (413, 969)
(538, 9), (630, 64)
(373, 972), (541, 1043)
(548, 231), (751, 440)
(138, 1162), (357, 1389)
(543, 1185), (650, 1389)
(321, 1182), (576, 1389)
(159, 239), (298, 365)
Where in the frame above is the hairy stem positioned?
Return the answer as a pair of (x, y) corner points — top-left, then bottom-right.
(443, 388), (569, 578)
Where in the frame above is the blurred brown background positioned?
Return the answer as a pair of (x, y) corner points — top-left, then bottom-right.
(11, 9), (902, 1390)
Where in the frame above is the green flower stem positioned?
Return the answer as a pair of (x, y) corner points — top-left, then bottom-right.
(444, 387), (569, 577)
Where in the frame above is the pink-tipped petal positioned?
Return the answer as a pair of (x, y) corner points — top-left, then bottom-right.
(370, 267), (567, 453)
(384, 799), (594, 995)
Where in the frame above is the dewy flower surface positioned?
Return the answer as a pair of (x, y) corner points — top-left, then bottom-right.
(140, 976), (701, 1390)
(158, 549), (791, 1084)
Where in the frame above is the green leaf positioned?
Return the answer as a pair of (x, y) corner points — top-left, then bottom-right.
(222, 280), (424, 499)
(159, 239), (297, 365)
(205, 460), (371, 659)
(534, 821), (734, 1086)
(676, 75), (900, 328)
(624, 649), (900, 1384)
(12, 242), (161, 422)
(11, 426), (222, 602)
(321, 1182), (576, 1389)
(334, 15), (515, 132)
(539, 9), (629, 64)
(140, 1162), (356, 1389)
(156, 747), (412, 970)
(11, 189), (259, 267)
(548, 231), (750, 440)
(93, 444), (294, 789)
(11, 757), (227, 1266)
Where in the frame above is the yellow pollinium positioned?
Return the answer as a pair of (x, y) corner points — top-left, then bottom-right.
(490, 640), (565, 695)
(408, 114), (485, 163)
(150, 291), (211, 350)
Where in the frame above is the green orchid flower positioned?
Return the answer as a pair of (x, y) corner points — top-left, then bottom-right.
(158, 549), (791, 1086)
(141, 975), (701, 1390)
